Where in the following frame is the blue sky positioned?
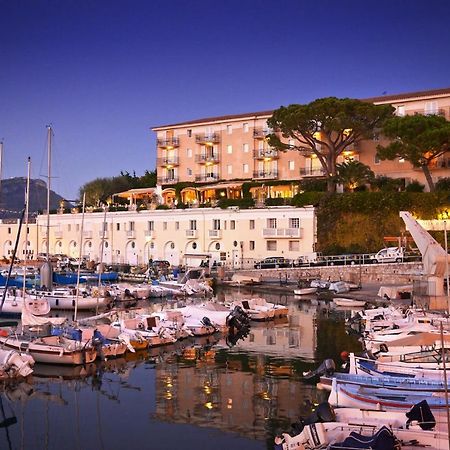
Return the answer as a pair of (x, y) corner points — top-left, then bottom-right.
(1, 0), (450, 200)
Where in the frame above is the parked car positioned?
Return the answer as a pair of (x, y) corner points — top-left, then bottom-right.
(254, 257), (290, 269)
(369, 247), (405, 264)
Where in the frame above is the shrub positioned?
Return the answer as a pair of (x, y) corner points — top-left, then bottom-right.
(405, 181), (425, 192)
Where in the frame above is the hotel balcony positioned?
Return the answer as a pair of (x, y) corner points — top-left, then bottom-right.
(144, 230), (155, 239)
(157, 156), (180, 167)
(185, 229), (198, 238)
(253, 128), (270, 139)
(195, 173), (220, 182)
(99, 230), (109, 239)
(208, 229), (222, 239)
(252, 170), (278, 180)
(299, 167), (326, 177)
(156, 137), (180, 148)
(126, 230), (136, 239)
(54, 231), (63, 239)
(83, 230), (93, 239)
(253, 148), (279, 159)
(407, 108), (447, 118)
(262, 227), (303, 238)
(195, 153), (220, 164)
(195, 133), (220, 144)
(157, 176), (179, 184)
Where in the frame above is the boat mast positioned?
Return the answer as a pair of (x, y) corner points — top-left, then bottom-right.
(0, 141), (3, 209)
(22, 157), (31, 297)
(74, 192), (86, 322)
(46, 126), (52, 259)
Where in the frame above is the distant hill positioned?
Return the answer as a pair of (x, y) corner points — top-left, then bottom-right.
(0, 177), (72, 219)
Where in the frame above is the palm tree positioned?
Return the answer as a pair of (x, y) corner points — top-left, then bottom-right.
(335, 160), (374, 192)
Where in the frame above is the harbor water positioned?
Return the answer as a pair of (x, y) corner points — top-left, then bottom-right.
(0, 288), (362, 450)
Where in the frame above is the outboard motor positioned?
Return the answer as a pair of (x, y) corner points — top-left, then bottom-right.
(290, 402), (336, 436)
(302, 359), (336, 381)
(226, 306), (250, 330)
(201, 316), (214, 328)
(406, 400), (436, 430)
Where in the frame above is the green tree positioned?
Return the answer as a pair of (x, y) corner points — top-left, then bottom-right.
(377, 114), (450, 192)
(267, 98), (394, 192)
(335, 160), (374, 192)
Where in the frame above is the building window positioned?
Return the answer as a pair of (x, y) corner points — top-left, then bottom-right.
(230, 220), (236, 230)
(227, 144), (232, 154)
(148, 221), (154, 231)
(289, 240), (300, 251)
(187, 168), (192, 176)
(187, 129), (192, 137)
(249, 240), (255, 251)
(267, 240), (277, 251)
(213, 219), (220, 230)
(289, 218), (300, 228)
(243, 123), (249, 133)
(129, 221), (135, 231)
(227, 164), (232, 175)
(267, 218), (277, 228)
(67, 224), (71, 231)
(190, 220), (197, 230)
(399, 157), (405, 163)
(243, 163), (249, 174)
(76, 224), (80, 231)
(7, 227), (11, 234)
(192, 242), (197, 249)
(425, 102), (438, 115)
(288, 160), (295, 170)
(226, 124), (232, 135)
(249, 219), (255, 229)
(215, 243), (220, 250)
(397, 106), (405, 117)
(163, 222), (167, 230)
(243, 143), (249, 153)
(175, 221), (179, 230)
(374, 154), (380, 165)
(187, 148), (192, 158)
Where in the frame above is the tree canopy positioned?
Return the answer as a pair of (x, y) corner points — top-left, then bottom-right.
(79, 170), (157, 206)
(377, 114), (450, 192)
(267, 97), (395, 191)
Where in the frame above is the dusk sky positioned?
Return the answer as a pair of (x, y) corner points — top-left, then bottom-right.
(2, 0), (450, 200)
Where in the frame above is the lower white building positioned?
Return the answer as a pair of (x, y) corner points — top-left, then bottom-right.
(1, 206), (317, 268)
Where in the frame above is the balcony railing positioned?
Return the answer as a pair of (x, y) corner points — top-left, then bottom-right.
(195, 133), (220, 144)
(195, 153), (220, 164)
(186, 229), (198, 238)
(252, 170), (278, 179)
(299, 167), (326, 177)
(399, 108), (447, 118)
(195, 174), (220, 182)
(126, 230), (136, 239)
(99, 230), (109, 239)
(157, 157), (180, 166)
(144, 230), (155, 238)
(253, 128), (270, 139)
(262, 228), (303, 238)
(156, 137), (180, 148)
(157, 176), (179, 184)
(208, 229), (222, 239)
(253, 148), (279, 159)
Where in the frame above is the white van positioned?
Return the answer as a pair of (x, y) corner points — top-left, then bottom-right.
(369, 247), (404, 264)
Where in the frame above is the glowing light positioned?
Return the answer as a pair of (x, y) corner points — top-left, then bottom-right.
(204, 402), (213, 409)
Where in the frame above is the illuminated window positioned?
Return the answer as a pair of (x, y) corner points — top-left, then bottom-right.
(226, 125), (232, 135)
(243, 163), (249, 173)
(243, 123), (249, 133)
(399, 157), (405, 163)
(187, 148), (192, 158)
(227, 144), (232, 154)
(288, 160), (295, 170)
(243, 143), (249, 153)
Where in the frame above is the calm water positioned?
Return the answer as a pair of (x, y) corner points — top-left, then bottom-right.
(0, 288), (362, 450)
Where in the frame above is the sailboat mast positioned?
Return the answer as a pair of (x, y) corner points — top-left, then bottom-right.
(46, 126), (52, 259)
(23, 157), (31, 296)
(0, 141), (3, 208)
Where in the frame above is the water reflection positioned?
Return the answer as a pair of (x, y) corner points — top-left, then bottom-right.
(0, 289), (362, 450)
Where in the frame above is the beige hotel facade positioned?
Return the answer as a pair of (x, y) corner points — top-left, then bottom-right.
(2, 87), (449, 267)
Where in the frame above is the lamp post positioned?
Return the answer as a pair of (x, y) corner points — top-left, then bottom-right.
(444, 220), (450, 313)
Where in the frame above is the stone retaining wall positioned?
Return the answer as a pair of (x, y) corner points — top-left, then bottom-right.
(238, 262), (422, 285)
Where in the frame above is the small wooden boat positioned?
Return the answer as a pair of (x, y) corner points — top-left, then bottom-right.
(293, 287), (317, 296)
(333, 297), (366, 307)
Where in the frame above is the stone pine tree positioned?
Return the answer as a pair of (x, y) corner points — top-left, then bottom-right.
(267, 98), (395, 192)
(377, 114), (450, 192)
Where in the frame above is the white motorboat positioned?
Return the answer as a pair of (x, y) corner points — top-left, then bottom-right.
(0, 288), (50, 316)
(0, 334), (97, 365)
(230, 297), (288, 321)
(0, 348), (35, 378)
(293, 287), (317, 296)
